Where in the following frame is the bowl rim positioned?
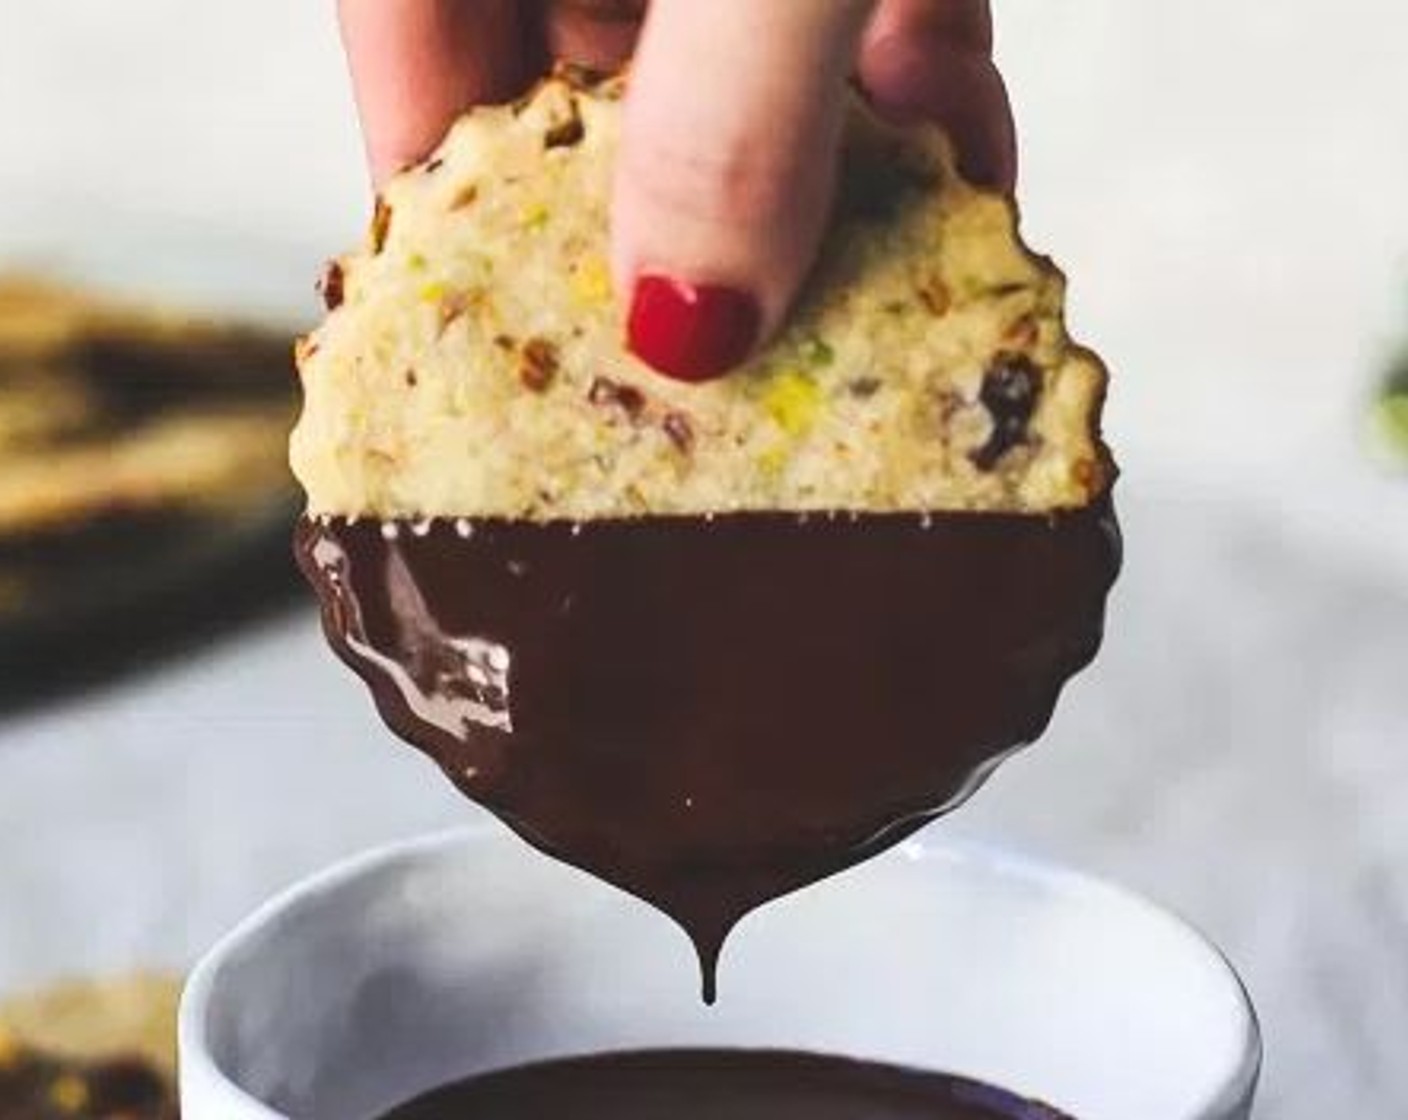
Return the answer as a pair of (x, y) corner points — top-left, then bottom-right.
(179, 826), (1262, 1120)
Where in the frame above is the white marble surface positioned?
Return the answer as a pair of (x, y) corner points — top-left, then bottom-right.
(2, 2), (1408, 1118)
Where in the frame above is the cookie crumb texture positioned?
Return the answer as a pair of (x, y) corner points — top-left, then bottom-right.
(0, 975), (180, 1076)
(0, 1038), (176, 1120)
(293, 73), (1112, 518)
(0, 974), (181, 1120)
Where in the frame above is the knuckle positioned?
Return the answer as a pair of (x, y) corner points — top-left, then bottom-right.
(550, 0), (646, 21)
(621, 128), (813, 228)
(874, 0), (993, 55)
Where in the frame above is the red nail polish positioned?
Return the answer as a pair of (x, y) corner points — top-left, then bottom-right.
(627, 275), (760, 383)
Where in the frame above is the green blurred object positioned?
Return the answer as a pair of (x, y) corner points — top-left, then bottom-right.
(1373, 345), (1408, 465)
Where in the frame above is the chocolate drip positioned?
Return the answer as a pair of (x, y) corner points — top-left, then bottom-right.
(297, 504), (1119, 1000)
(375, 1049), (1074, 1120)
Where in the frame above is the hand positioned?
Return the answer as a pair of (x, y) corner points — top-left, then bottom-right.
(338, 0), (1015, 381)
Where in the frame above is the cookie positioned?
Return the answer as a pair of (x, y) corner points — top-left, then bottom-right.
(0, 975), (181, 1120)
(0, 975), (181, 1076)
(0, 276), (291, 389)
(0, 404), (293, 537)
(0, 277), (297, 542)
(0, 1046), (176, 1120)
(0, 278), (103, 366)
(0, 371), (99, 458)
(0, 974), (178, 1120)
(292, 70), (1113, 519)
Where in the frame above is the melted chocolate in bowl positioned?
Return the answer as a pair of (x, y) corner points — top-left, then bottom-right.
(375, 1050), (1073, 1120)
(296, 503), (1119, 999)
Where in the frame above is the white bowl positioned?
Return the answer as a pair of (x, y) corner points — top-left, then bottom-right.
(181, 828), (1260, 1120)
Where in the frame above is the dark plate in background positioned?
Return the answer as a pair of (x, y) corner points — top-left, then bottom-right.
(0, 495), (303, 712)
(0, 494), (303, 712)
(0, 273), (307, 711)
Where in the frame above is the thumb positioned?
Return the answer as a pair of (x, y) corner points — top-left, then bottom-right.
(614, 0), (876, 382)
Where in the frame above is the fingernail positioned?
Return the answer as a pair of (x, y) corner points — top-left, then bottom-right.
(627, 275), (761, 383)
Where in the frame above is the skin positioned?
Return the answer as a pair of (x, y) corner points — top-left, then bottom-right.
(338, 0), (1015, 359)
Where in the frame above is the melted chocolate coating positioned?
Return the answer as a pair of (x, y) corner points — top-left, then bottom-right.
(296, 504), (1119, 999)
(375, 1050), (1073, 1120)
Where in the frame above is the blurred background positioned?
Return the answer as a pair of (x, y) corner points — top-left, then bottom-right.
(1, 2), (1406, 1117)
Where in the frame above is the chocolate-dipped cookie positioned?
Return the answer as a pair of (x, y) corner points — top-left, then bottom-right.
(292, 69), (1119, 999)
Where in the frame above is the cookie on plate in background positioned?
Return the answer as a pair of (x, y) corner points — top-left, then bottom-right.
(0, 275), (296, 537)
(0, 973), (181, 1119)
(0, 275), (300, 679)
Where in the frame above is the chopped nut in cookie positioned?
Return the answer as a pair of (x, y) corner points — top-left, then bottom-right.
(971, 353), (1042, 472)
